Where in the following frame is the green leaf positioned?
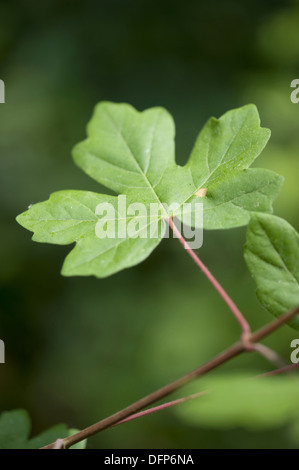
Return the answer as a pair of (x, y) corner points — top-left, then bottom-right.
(0, 409), (86, 449)
(180, 104), (282, 229)
(0, 409), (30, 449)
(16, 190), (164, 277)
(244, 213), (299, 330)
(72, 101), (177, 200)
(187, 104), (271, 187)
(184, 168), (283, 230)
(16, 102), (282, 278)
(176, 373), (299, 430)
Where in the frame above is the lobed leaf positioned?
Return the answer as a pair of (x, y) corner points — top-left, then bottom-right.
(16, 102), (282, 278)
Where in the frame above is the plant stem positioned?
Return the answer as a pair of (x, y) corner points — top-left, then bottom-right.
(112, 391), (208, 427)
(54, 342), (244, 449)
(42, 305), (299, 449)
(260, 363), (299, 377)
(167, 217), (251, 339)
(250, 343), (287, 368)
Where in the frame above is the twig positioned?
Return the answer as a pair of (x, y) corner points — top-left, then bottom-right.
(250, 343), (287, 368)
(41, 305), (299, 449)
(259, 363), (299, 377)
(167, 217), (251, 339)
(112, 391), (208, 427)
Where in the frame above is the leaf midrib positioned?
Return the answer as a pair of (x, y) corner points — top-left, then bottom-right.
(104, 107), (168, 216)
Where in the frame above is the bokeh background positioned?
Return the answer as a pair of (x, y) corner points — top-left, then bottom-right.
(0, 0), (299, 448)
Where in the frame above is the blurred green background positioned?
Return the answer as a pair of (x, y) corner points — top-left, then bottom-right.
(0, 0), (299, 449)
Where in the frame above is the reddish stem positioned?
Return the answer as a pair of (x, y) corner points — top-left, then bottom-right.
(112, 391), (208, 427)
(250, 343), (287, 368)
(167, 217), (251, 339)
(259, 363), (299, 377)
(42, 306), (299, 449)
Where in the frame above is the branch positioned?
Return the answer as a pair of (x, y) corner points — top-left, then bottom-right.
(42, 305), (299, 449)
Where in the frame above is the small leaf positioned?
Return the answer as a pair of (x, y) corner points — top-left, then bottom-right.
(176, 374), (299, 430)
(0, 409), (30, 449)
(244, 213), (299, 329)
(26, 424), (71, 449)
(0, 409), (86, 449)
